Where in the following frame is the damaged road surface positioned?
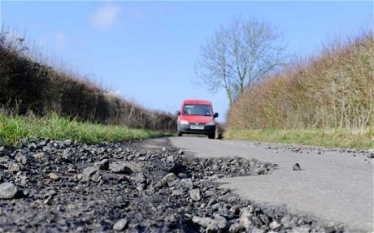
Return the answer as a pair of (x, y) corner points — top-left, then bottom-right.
(170, 136), (374, 233)
(0, 136), (372, 232)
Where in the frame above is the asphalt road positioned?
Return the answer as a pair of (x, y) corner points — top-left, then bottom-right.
(169, 136), (374, 233)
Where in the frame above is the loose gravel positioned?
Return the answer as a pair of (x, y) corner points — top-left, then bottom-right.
(0, 137), (349, 232)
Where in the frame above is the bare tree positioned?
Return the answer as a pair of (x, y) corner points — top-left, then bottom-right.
(194, 16), (289, 105)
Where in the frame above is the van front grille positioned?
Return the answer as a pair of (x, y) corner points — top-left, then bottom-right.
(189, 122), (206, 126)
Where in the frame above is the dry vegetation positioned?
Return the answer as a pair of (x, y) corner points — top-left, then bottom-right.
(0, 27), (177, 132)
(226, 29), (373, 146)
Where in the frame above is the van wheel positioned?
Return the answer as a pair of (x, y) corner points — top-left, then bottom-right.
(208, 133), (215, 139)
(177, 131), (182, 137)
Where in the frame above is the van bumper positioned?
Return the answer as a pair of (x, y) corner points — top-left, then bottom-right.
(177, 123), (216, 135)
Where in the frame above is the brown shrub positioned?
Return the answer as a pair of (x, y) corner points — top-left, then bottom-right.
(227, 29), (373, 132)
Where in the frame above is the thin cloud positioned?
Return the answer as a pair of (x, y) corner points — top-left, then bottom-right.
(129, 6), (144, 20)
(125, 3), (168, 21)
(90, 4), (121, 32)
(53, 32), (67, 51)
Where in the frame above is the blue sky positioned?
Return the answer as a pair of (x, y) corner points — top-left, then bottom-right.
(1, 1), (373, 122)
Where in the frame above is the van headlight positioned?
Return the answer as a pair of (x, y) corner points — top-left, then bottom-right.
(206, 121), (216, 126)
(180, 120), (189, 125)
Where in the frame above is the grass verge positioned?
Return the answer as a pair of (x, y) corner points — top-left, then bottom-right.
(0, 113), (170, 147)
(224, 128), (374, 149)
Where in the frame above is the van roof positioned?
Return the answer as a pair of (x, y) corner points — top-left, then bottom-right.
(182, 99), (212, 105)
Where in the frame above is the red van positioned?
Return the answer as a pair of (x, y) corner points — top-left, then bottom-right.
(176, 99), (219, 139)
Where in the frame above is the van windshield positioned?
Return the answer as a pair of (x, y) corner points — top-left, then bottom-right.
(183, 104), (212, 116)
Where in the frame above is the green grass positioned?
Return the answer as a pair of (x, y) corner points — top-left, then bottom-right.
(0, 112), (169, 147)
(224, 128), (374, 149)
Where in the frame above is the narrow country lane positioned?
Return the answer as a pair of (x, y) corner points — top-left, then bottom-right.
(169, 136), (374, 232)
